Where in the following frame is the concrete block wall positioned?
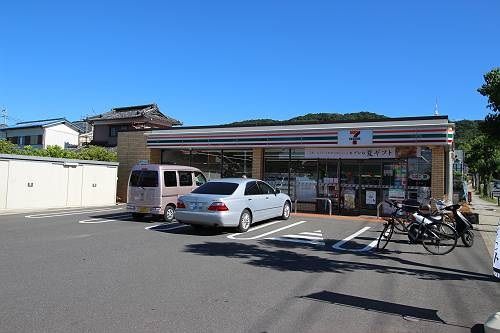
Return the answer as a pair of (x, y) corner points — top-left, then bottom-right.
(431, 146), (445, 199)
(116, 131), (160, 201)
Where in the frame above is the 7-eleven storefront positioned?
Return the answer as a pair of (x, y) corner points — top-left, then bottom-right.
(118, 116), (454, 216)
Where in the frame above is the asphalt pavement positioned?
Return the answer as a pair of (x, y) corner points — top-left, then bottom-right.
(0, 206), (498, 333)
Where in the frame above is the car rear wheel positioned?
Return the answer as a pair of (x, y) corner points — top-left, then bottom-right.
(282, 202), (291, 220)
(237, 209), (252, 233)
(163, 205), (175, 223)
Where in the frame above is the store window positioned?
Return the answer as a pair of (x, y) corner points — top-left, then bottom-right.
(290, 155), (317, 203)
(264, 148), (290, 196)
(222, 150), (252, 178)
(191, 150), (222, 180)
(161, 149), (191, 166)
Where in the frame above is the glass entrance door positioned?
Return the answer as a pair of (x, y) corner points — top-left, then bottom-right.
(340, 162), (360, 214)
(359, 161), (382, 213)
(318, 160), (340, 214)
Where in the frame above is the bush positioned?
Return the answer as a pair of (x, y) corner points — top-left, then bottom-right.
(0, 140), (117, 162)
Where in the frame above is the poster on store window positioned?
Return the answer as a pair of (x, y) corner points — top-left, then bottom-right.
(366, 190), (377, 205)
(344, 189), (356, 209)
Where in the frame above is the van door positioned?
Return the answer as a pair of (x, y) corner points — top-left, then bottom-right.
(178, 170), (194, 196)
(128, 170), (160, 210)
(162, 170), (178, 207)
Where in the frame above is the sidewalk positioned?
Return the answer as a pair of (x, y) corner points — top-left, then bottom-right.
(469, 191), (500, 260)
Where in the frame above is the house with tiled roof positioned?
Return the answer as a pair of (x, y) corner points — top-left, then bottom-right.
(87, 104), (181, 147)
(0, 118), (82, 148)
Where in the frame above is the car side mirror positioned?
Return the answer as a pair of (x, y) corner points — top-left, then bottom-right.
(275, 188), (281, 194)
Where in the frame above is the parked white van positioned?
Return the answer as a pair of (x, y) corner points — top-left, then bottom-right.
(126, 164), (207, 222)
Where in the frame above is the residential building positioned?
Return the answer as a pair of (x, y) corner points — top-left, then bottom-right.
(87, 104), (181, 147)
(72, 120), (94, 146)
(0, 118), (81, 148)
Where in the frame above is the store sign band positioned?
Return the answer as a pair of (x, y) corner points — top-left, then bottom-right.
(305, 147), (396, 159)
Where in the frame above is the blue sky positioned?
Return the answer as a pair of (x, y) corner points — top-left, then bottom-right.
(0, 0), (499, 126)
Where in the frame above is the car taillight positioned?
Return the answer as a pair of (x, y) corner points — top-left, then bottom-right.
(177, 200), (186, 209)
(208, 202), (229, 211)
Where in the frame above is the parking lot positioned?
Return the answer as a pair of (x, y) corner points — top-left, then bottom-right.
(0, 206), (498, 333)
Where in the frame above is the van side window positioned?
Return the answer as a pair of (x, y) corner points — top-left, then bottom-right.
(194, 172), (207, 186)
(179, 171), (193, 186)
(164, 171), (177, 187)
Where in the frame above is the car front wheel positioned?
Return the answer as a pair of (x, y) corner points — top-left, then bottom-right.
(237, 209), (252, 233)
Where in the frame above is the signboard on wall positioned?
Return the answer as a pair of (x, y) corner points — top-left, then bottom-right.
(388, 188), (405, 200)
(366, 190), (377, 205)
(305, 147), (396, 159)
(338, 129), (373, 145)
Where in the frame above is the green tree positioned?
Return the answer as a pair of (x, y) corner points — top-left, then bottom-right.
(478, 68), (500, 140)
(464, 135), (500, 195)
(478, 67), (500, 112)
(76, 145), (117, 162)
(0, 139), (17, 154)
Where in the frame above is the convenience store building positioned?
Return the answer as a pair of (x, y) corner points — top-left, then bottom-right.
(117, 115), (454, 215)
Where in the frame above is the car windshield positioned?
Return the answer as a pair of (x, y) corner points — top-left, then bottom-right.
(192, 182), (239, 195)
(129, 170), (159, 187)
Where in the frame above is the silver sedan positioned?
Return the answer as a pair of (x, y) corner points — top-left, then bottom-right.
(174, 178), (292, 232)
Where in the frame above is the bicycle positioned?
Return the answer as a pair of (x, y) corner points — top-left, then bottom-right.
(377, 200), (458, 255)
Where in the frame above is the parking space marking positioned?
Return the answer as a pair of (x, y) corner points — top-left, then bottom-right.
(331, 226), (377, 252)
(78, 218), (132, 224)
(144, 223), (189, 231)
(26, 207), (124, 219)
(227, 220), (307, 240)
(266, 229), (325, 246)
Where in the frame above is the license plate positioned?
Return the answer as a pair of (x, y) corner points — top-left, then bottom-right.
(138, 207), (149, 213)
(190, 203), (203, 210)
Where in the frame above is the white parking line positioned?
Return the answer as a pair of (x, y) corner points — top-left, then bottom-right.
(78, 218), (132, 224)
(331, 227), (377, 252)
(26, 207), (124, 219)
(144, 223), (189, 231)
(227, 220), (307, 240)
(266, 237), (325, 246)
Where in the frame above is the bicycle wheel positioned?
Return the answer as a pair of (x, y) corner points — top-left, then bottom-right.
(422, 222), (457, 255)
(393, 217), (409, 233)
(377, 223), (394, 250)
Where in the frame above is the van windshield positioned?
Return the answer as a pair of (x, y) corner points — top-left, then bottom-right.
(129, 170), (158, 187)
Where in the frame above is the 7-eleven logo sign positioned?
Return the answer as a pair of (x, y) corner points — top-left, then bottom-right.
(350, 130), (361, 144)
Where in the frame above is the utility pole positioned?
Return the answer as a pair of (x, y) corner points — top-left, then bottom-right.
(1, 108), (7, 125)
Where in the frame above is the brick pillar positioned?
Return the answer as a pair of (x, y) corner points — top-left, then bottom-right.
(116, 131), (158, 201)
(252, 148), (264, 179)
(431, 146), (445, 200)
